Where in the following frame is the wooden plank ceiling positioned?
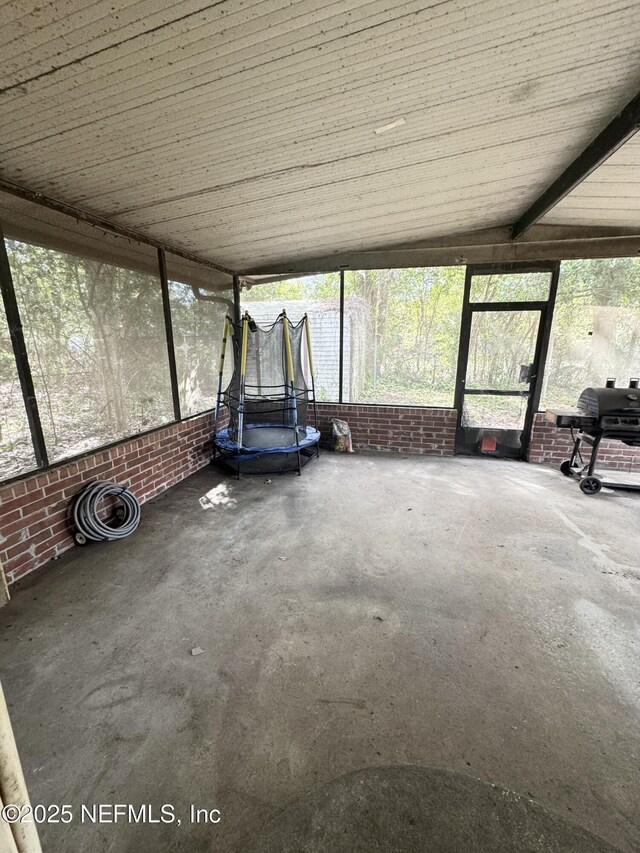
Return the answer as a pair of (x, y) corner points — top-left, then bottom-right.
(1, 0), (639, 275)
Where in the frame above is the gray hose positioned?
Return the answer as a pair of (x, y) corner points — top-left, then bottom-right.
(72, 480), (140, 544)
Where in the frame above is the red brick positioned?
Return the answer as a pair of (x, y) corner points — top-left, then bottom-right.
(10, 481), (28, 499)
(0, 516), (29, 541)
(528, 414), (640, 470)
(1, 412), (215, 587)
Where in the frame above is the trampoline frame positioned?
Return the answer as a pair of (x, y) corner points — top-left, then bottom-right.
(212, 311), (321, 477)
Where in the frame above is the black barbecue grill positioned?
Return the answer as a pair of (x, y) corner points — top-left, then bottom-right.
(546, 377), (640, 495)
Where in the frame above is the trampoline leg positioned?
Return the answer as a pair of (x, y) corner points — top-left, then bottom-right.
(297, 450), (302, 476)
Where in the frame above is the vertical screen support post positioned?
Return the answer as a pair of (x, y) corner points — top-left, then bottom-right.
(157, 248), (182, 423)
(232, 274), (241, 325)
(0, 223), (49, 468)
(338, 269), (345, 403)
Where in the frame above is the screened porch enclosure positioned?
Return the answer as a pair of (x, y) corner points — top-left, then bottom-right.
(3, 213), (640, 482)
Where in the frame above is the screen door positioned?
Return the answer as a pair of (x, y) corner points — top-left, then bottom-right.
(454, 264), (558, 458)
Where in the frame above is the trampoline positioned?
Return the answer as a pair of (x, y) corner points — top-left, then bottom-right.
(213, 310), (321, 476)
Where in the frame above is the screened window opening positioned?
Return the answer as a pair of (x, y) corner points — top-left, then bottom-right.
(4, 221), (640, 485)
(541, 258), (640, 410)
(343, 267), (465, 406)
(6, 239), (174, 463)
(166, 254), (233, 418)
(242, 274), (340, 401)
(168, 282), (233, 417)
(469, 271), (551, 303)
(0, 297), (37, 480)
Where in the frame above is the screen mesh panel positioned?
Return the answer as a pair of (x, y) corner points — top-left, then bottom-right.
(542, 258), (640, 409)
(166, 253), (233, 417)
(243, 274), (339, 402)
(6, 236), (174, 463)
(343, 267), (464, 406)
(469, 272), (551, 303)
(0, 297), (37, 480)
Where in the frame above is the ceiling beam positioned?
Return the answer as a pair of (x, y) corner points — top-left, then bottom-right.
(0, 179), (236, 277)
(241, 225), (640, 275)
(511, 90), (640, 240)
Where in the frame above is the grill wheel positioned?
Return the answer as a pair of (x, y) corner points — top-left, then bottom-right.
(579, 476), (603, 496)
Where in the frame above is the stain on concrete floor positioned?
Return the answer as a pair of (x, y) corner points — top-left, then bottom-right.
(246, 765), (623, 852)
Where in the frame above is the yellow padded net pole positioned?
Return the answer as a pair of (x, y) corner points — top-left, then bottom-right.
(282, 310), (295, 385)
(303, 314), (315, 380)
(240, 312), (250, 380)
(218, 315), (230, 376)
(213, 315), (232, 436)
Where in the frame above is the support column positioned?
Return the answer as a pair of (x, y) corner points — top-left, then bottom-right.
(157, 248), (181, 422)
(0, 224), (48, 468)
(232, 275), (241, 325)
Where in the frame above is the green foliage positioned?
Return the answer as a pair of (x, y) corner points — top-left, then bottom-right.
(3, 245), (640, 483)
(469, 272), (550, 303)
(0, 348), (15, 383)
(168, 281), (230, 415)
(245, 260), (640, 410)
(3, 240), (174, 469)
(542, 258), (640, 408)
(247, 274), (338, 303)
(345, 267), (465, 405)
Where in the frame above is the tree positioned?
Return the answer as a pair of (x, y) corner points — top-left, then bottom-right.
(5, 240), (173, 461)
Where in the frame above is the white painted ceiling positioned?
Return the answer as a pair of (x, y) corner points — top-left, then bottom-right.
(1, 0), (639, 274)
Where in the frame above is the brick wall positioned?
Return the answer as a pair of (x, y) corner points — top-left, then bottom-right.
(11, 402), (637, 588)
(527, 412), (640, 471)
(0, 412), (219, 586)
(315, 403), (456, 455)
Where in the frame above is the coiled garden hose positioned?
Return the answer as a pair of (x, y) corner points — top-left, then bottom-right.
(71, 480), (141, 546)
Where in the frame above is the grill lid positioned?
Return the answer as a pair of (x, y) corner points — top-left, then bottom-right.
(578, 386), (640, 417)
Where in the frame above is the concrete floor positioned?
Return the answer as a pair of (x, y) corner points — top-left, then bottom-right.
(0, 455), (639, 852)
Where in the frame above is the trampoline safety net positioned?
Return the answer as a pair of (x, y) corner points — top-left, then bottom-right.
(213, 311), (321, 475)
